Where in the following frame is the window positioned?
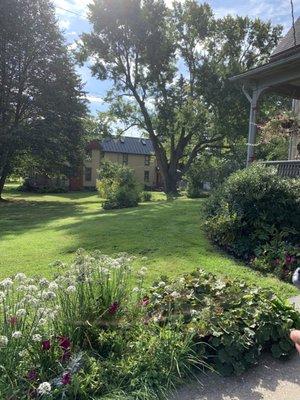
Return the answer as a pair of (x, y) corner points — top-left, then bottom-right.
(144, 155), (150, 166)
(122, 154), (128, 165)
(85, 167), (92, 182)
(144, 170), (150, 182)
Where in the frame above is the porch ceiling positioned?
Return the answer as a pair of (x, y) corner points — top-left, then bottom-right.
(230, 52), (300, 99)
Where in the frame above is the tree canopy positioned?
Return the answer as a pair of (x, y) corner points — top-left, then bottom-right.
(0, 0), (87, 198)
(79, 0), (283, 194)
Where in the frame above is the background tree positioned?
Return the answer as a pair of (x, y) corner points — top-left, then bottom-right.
(79, 0), (283, 195)
(0, 0), (86, 199)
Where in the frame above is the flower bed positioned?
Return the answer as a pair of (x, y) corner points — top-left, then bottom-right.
(0, 250), (299, 399)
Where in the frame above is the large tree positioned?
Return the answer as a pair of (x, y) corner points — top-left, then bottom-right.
(0, 0), (87, 199)
(79, 0), (282, 194)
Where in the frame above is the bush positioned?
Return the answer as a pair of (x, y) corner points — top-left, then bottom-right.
(140, 191), (152, 202)
(18, 179), (67, 193)
(0, 251), (299, 398)
(97, 162), (141, 210)
(205, 164), (300, 279)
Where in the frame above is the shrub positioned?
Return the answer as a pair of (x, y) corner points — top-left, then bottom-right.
(97, 162), (141, 209)
(140, 191), (152, 202)
(205, 164), (300, 278)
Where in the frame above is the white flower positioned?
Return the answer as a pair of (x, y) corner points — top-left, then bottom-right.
(19, 349), (29, 357)
(12, 331), (22, 339)
(32, 334), (42, 342)
(49, 282), (58, 290)
(132, 287), (140, 293)
(38, 318), (47, 325)
(16, 285), (27, 292)
(37, 382), (51, 395)
(170, 291), (181, 299)
(0, 278), (13, 288)
(16, 309), (27, 317)
(0, 336), (8, 347)
(39, 278), (49, 287)
(158, 281), (166, 288)
(27, 285), (38, 292)
(42, 291), (56, 301)
(66, 285), (76, 293)
(0, 291), (5, 301)
(179, 278), (185, 284)
(15, 273), (27, 282)
(190, 309), (198, 316)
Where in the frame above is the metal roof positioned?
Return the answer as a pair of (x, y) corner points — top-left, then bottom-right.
(100, 136), (154, 155)
(271, 17), (300, 60)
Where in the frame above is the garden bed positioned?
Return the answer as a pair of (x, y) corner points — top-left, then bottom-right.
(0, 250), (299, 399)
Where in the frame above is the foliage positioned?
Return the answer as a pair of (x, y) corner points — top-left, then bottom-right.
(97, 162), (141, 209)
(0, 251), (299, 399)
(78, 0), (282, 194)
(140, 191), (152, 202)
(205, 164), (300, 279)
(186, 148), (245, 197)
(256, 111), (299, 161)
(0, 0), (86, 198)
(18, 178), (68, 194)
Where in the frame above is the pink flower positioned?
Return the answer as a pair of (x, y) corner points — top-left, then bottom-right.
(108, 302), (119, 315)
(27, 369), (37, 381)
(61, 371), (72, 385)
(141, 297), (150, 307)
(285, 254), (296, 265)
(42, 339), (51, 351)
(58, 336), (71, 350)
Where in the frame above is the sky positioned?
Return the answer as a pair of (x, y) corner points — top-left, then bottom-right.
(53, 0), (300, 116)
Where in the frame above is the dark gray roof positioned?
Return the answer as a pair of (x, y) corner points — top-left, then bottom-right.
(271, 17), (300, 60)
(100, 136), (154, 155)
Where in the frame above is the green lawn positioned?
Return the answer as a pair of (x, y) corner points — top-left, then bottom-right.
(0, 184), (297, 298)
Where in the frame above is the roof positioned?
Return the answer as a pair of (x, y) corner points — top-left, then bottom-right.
(271, 17), (300, 61)
(100, 136), (154, 155)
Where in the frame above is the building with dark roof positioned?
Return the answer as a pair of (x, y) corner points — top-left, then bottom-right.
(82, 136), (162, 189)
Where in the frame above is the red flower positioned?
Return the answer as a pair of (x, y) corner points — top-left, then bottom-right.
(108, 302), (119, 315)
(9, 316), (17, 326)
(42, 340), (51, 351)
(61, 371), (72, 385)
(58, 336), (71, 350)
(27, 370), (37, 381)
(141, 297), (150, 307)
(273, 258), (280, 266)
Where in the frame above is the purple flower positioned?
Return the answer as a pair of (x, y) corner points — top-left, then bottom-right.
(27, 369), (37, 381)
(58, 336), (71, 350)
(61, 371), (72, 385)
(42, 339), (51, 351)
(61, 349), (71, 363)
(108, 302), (119, 315)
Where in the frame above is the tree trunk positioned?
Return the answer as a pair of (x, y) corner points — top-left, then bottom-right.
(0, 166), (9, 201)
(163, 170), (179, 197)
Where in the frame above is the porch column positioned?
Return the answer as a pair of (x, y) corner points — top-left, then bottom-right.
(246, 89), (260, 166)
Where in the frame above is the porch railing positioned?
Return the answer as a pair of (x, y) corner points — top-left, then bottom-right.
(261, 160), (300, 178)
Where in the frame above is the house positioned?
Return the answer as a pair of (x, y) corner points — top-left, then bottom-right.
(230, 17), (300, 177)
(82, 136), (163, 190)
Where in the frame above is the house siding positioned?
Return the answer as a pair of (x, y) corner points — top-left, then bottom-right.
(83, 149), (158, 188)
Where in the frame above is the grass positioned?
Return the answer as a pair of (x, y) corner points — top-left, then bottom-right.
(0, 184), (297, 299)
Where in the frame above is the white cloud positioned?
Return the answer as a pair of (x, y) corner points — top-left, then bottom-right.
(84, 94), (104, 104)
(58, 19), (71, 30)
